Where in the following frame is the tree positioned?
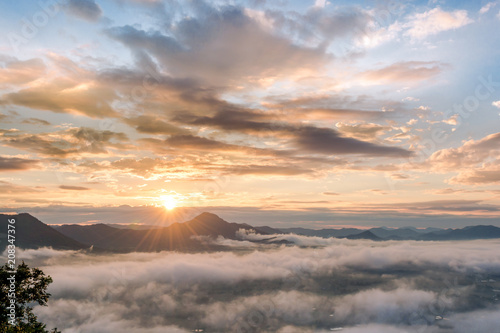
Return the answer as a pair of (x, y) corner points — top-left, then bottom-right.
(1, 262), (61, 333)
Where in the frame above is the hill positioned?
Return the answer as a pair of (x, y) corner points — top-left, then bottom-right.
(419, 225), (500, 240)
(55, 212), (266, 252)
(0, 213), (88, 252)
(4, 212), (500, 252)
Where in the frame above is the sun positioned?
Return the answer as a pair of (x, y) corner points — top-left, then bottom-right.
(161, 195), (177, 210)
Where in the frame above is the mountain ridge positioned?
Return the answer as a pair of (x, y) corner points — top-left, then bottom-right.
(0, 213), (88, 251)
(3, 212), (500, 252)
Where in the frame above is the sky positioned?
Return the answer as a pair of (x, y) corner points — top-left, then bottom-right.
(0, 0), (500, 227)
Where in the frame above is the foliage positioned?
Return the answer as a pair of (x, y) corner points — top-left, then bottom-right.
(0, 262), (61, 333)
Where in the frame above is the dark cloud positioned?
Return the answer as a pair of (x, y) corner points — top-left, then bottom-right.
(225, 165), (313, 176)
(165, 134), (242, 151)
(106, 4), (328, 85)
(264, 5), (372, 47)
(173, 110), (412, 157)
(123, 116), (189, 135)
(21, 118), (51, 126)
(65, 0), (103, 22)
(294, 126), (411, 157)
(139, 135), (283, 158)
(172, 109), (278, 135)
(1, 134), (73, 157)
(0, 127), (130, 157)
(390, 173), (410, 180)
(59, 185), (90, 191)
(0, 156), (40, 171)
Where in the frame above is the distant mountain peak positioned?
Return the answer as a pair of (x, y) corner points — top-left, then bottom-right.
(194, 212), (223, 220)
(0, 213), (87, 251)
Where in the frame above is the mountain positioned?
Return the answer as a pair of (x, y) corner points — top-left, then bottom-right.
(279, 227), (364, 238)
(104, 224), (162, 230)
(253, 226), (283, 235)
(345, 230), (383, 241)
(369, 227), (421, 240)
(4, 212), (500, 252)
(55, 212), (266, 252)
(0, 213), (88, 252)
(419, 225), (500, 240)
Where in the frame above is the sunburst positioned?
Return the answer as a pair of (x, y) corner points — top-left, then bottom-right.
(161, 195), (177, 210)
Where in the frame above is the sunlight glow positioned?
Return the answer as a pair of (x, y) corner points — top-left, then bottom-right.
(161, 195), (177, 210)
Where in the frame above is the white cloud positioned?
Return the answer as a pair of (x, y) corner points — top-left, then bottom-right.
(479, 2), (497, 14)
(333, 288), (444, 325)
(443, 114), (459, 125)
(450, 307), (500, 333)
(492, 100), (500, 108)
(27, 239), (500, 332)
(313, 0), (329, 9)
(404, 7), (473, 40)
(429, 131), (500, 184)
(356, 22), (402, 48)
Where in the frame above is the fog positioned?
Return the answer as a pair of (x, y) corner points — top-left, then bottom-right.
(9, 238), (500, 332)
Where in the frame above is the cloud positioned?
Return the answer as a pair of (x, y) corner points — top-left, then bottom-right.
(263, 5), (371, 47)
(0, 180), (42, 194)
(106, 4), (328, 86)
(492, 101), (500, 108)
(323, 191), (339, 196)
(0, 156), (40, 171)
(0, 56), (46, 87)
(21, 118), (51, 126)
(333, 288), (440, 325)
(429, 132), (500, 169)
(449, 307), (500, 333)
(0, 127), (130, 157)
(293, 126), (411, 157)
(65, 0), (103, 22)
(139, 135), (284, 159)
(360, 61), (448, 83)
(391, 173), (410, 180)
(450, 166), (500, 185)
(174, 111), (411, 157)
(335, 122), (390, 140)
(123, 116), (189, 135)
(22, 239), (500, 332)
(237, 229), (346, 247)
(404, 7), (473, 40)
(479, 2), (497, 14)
(225, 165), (314, 176)
(2, 80), (117, 118)
(429, 132), (500, 184)
(59, 185), (90, 191)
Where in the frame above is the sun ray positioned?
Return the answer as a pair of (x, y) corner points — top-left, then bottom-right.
(161, 195), (177, 211)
